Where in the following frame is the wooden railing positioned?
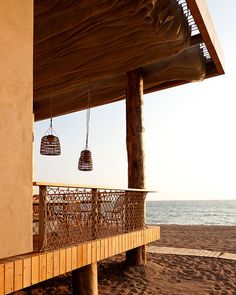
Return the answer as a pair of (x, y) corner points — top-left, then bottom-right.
(33, 182), (153, 252)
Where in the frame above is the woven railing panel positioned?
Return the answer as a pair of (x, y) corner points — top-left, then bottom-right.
(34, 186), (146, 251)
(33, 194), (39, 235)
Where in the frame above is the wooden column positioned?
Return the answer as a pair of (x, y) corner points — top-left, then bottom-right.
(72, 263), (98, 295)
(125, 68), (146, 265)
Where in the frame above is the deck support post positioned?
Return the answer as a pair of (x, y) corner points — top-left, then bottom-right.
(72, 262), (98, 295)
(125, 68), (146, 266)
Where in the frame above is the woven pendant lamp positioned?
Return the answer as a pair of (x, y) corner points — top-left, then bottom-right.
(78, 85), (93, 171)
(40, 118), (61, 156)
(40, 57), (61, 156)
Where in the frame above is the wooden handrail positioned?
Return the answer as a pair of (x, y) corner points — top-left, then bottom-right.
(33, 181), (157, 193)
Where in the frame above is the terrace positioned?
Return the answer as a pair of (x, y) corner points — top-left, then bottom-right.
(32, 182), (150, 252)
(0, 0), (224, 294)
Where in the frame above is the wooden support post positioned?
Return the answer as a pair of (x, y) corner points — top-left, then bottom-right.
(126, 68), (146, 266)
(126, 68), (145, 189)
(72, 263), (98, 295)
(38, 186), (47, 251)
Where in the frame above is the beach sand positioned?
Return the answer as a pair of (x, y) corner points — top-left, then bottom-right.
(14, 225), (236, 295)
(151, 224), (236, 253)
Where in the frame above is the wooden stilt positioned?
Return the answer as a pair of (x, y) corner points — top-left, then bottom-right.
(126, 246), (146, 266)
(72, 263), (98, 295)
(125, 68), (146, 266)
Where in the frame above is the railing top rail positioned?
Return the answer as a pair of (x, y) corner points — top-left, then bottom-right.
(33, 181), (157, 193)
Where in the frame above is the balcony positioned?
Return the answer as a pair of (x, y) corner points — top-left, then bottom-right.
(33, 182), (149, 252)
(0, 184), (160, 294)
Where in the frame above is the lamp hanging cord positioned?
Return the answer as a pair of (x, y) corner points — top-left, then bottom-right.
(50, 35), (54, 134)
(50, 53), (54, 134)
(85, 84), (91, 149)
(50, 78), (53, 133)
(50, 79), (53, 121)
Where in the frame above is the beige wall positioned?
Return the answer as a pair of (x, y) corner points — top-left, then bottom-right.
(0, 1), (33, 259)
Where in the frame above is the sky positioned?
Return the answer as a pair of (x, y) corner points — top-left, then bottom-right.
(34, 0), (236, 201)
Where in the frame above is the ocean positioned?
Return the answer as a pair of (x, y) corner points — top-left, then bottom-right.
(146, 200), (236, 226)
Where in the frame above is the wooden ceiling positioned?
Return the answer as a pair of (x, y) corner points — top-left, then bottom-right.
(34, 0), (224, 121)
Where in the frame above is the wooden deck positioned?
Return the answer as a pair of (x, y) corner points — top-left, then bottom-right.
(0, 226), (160, 295)
(147, 246), (236, 260)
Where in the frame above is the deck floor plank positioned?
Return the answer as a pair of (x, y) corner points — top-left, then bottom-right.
(147, 246), (235, 261)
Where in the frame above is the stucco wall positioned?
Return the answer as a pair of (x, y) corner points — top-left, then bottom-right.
(0, 1), (33, 259)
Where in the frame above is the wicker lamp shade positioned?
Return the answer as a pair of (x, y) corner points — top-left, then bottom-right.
(40, 134), (61, 156)
(40, 119), (61, 156)
(78, 149), (93, 171)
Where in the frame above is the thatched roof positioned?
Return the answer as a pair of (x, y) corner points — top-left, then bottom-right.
(34, 0), (224, 121)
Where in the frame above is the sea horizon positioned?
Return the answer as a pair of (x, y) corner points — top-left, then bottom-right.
(146, 199), (236, 226)
(147, 198), (236, 201)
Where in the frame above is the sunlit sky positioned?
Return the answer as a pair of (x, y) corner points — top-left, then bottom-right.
(34, 0), (236, 201)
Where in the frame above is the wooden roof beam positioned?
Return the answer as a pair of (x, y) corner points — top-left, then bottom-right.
(187, 0), (224, 75)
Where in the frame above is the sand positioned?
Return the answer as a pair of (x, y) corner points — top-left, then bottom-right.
(14, 225), (236, 295)
(151, 224), (236, 253)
